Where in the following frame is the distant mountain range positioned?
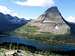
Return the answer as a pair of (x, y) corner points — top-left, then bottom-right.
(0, 12), (30, 33)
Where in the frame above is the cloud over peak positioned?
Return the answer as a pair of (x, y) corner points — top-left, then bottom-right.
(15, 0), (55, 7)
(0, 5), (21, 18)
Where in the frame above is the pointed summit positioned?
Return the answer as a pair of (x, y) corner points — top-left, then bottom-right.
(42, 6), (63, 23)
(45, 6), (59, 13)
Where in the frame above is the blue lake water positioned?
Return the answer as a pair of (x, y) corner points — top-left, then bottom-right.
(0, 35), (75, 52)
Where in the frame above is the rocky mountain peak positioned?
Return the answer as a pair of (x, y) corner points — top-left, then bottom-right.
(41, 6), (64, 23)
(45, 6), (59, 14)
(30, 6), (69, 34)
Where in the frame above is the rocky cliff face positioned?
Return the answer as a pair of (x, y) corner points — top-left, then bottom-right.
(30, 6), (70, 34)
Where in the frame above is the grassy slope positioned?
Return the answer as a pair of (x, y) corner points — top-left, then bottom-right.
(15, 24), (73, 45)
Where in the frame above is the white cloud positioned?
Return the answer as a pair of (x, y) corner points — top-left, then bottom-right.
(15, 0), (55, 7)
(0, 5), (19, 17)
(66, 16), (75, 23)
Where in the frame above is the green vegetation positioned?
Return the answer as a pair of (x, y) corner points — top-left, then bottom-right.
(11, 25), (74, 56)
(0, 25), (73, 56)
(15, 24), (72, 45)
(15, 25), (38, 33)
(0, 45), (64, 56)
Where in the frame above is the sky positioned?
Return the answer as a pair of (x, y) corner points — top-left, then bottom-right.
(0, 0), (75, 22)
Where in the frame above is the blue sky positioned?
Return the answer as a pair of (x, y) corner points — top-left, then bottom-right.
(0, 0), (75, 22)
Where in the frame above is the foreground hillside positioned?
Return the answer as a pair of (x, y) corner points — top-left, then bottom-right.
(0, 48), (64, 56)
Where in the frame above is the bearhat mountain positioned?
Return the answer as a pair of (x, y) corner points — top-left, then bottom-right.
(30, 6), (70, 34)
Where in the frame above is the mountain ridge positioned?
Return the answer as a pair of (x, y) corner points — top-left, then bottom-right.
(0, 12), (30, 33)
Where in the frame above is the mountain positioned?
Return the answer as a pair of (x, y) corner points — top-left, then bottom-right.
(0, 13), (29, 33)
(30, 6), (70, 34)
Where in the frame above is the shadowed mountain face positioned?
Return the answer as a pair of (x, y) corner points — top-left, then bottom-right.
(0, 13), (29, 33)
(30, 6), (69, 34)
(61, 16), (75, 34)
